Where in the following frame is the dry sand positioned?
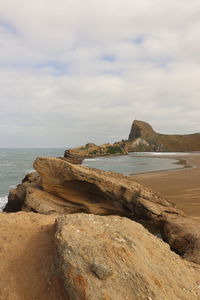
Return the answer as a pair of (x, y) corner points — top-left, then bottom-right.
(132, 154), (200, 218)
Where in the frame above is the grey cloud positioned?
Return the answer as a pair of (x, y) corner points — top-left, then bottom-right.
(0, 0), (200, 147)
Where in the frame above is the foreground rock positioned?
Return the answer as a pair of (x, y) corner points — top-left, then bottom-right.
(33, 156), (180, 219)
(0, 212), (66, 300)
(55, 214), (200, 300)
(5, 156), (200, 264)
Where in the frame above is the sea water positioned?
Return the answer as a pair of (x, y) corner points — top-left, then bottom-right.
(0, 149), (190, 211)
(83, 152), (184, 175)
(0, 148), (65, 210)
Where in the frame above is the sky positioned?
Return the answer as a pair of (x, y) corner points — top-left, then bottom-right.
(0, 0), (200, 147)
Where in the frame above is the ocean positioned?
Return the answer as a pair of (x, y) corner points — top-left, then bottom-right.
(0, 148), (66, 210)
(0, 149), (185, 211)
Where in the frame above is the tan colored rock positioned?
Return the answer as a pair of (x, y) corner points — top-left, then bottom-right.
(0, 212), (66, 300)
(63, 150), (83, 164)
(55, 213), (200, 300)
(33, 156), (180, 219)
(5, 156), (200, 264)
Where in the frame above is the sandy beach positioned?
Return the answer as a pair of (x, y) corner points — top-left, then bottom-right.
(132, 154), (200, 218)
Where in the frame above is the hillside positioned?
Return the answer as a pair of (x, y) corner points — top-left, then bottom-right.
(127, 120), (200, 152)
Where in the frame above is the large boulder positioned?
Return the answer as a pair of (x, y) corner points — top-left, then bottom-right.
(33, 156), (180, 220)
(55, 213), (200, 300)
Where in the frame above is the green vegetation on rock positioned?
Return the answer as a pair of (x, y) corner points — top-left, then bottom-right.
(106, 145), (123, 154)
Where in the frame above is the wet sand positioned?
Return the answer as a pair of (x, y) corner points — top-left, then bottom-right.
(132, 155), (200, 217)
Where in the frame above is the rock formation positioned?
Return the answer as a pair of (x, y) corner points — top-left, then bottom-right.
(127, 120), (200, 152)
(5, 156), (180, 218)
(67, 141), (127, 158)
(55, 213), (200, 300)
(4, 156), (200, 265)
(63, 150), (83, 164)
(128, 120), (156, 140)
(1, 212), (200, 299)
(65, 119), (200, 156)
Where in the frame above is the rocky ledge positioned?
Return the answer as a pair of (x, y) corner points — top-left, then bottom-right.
(1, 212), (200, 299)
(4, 156), (200, 265)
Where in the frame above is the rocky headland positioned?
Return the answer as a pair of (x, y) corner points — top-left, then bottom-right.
(127, 119), (200, 152)
(66, 120), (200, 158)
(65, 141), (128, 159)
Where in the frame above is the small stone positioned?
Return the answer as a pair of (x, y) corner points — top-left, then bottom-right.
(91, 262), (113, 280)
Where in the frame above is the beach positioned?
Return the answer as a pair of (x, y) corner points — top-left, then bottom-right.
(132, 154), (200, 218)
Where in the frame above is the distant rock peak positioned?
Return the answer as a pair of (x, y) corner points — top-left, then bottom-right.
(128, 120), (156, 141)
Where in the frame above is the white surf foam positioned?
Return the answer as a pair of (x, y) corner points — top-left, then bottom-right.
(0, 195), (8, 211)
(84, 159), (100, 162)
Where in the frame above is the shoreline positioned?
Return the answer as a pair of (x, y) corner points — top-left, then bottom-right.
(129, 155), (195, 176)
(132, 154), (200, 217)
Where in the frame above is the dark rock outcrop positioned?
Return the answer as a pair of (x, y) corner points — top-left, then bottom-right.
(128, 120), (156, 140)
(4, 172), (40, 212)
(63, 150), (83, 164)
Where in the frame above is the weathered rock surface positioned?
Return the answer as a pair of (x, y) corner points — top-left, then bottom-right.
(4, 172), (40, 212)
(0, 212), (66, 300)
(4, 156), (200, 264)
(33, 156), (180, 219)
(162, 215), (200, 264)
(63, 150), (83, 164)
(55, 213), (200, 300)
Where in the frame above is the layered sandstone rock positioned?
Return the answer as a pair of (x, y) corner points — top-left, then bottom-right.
(55, 213), (200, 300)
(63, 150), (83, 164)
(4, 156), (200, 264)
(33, 156), (180, 219)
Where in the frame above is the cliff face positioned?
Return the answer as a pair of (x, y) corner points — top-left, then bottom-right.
(128, 120), (200, 152)
(128, 120), (156, 140)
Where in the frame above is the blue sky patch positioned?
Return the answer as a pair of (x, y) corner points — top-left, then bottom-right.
(0, 18), (18, 35)
(101, 55), (116, 62)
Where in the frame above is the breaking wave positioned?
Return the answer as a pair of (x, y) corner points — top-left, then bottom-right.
(0, 196), (7, 211)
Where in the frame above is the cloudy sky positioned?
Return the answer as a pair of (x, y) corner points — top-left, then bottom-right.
(0, 0), (200, 147)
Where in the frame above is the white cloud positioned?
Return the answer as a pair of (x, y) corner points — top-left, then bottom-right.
(0, 0), (200, 147)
